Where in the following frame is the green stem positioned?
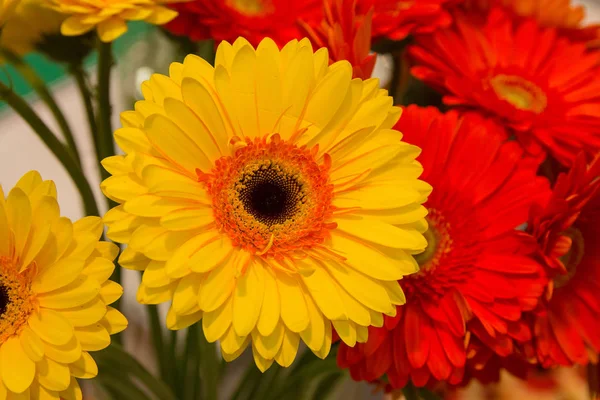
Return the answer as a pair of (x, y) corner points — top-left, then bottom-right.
(1, 49), (82, 167)
(182, 324), (200, 400)
(198, 328), (220, 400)
(147, 304), (169, 384)
(96, 40), (115, 181)
(402, 382), (421, 400)
(168, 329), (178, 389)
(69, 63), (102, 171)
(0, 81), (99, 216)
(96, 39), (120, 288)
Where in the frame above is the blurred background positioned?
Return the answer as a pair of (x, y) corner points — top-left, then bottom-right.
(0, 1), (598, 399)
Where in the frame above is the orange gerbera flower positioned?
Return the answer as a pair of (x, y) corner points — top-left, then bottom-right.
(409, 8), (600, 167)
(462, 0), (600, 47)
(163, 0), (322, 47)
(300, 0), (376, 80)
(527, 154), (600, 368)
(365, 0), (458, 41)
(337, 106), (549, 389)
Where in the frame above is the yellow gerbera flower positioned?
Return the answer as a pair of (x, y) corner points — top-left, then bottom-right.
(102, 37), (430, 371)
(0, 171), (127, 399)
(0, 0), (64, 56)
(47, 0), (180, 42)
(0, 0), (18, 26)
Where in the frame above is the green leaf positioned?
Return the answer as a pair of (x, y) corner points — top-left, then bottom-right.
(94, 343), (177, 400)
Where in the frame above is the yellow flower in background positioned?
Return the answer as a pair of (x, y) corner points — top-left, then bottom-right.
(47, 0), (180, 43)
(0, 171), (127, 399)
(102, 37), (430, 370)
(0, 0), (18, 26)
(0, 0), (64, 56)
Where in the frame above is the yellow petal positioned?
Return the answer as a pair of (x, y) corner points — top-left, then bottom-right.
(1, 337), (35, 393)
(160, 208), (214, 231)
(37, 276), (100, 309)
(274, 329), (300, 368)
(43, 335), (82, 364)
(141, 165), (209, 203)
(0, 192), (11, 256)
(119, 247), (151, 271)
(332, 320), (356, 347)
(299, 294), (325, 353)
(137, 281), (176, 304)
(252, 322), (284, 360)
(202, 296), (232, 343)
(124, 194), (194, 218)
(188, 236), (234, 274)
(15, 171), (42, 195)
(61, 16), (95, 36)
(59, 298), (106, 328)
(19, 327), (45, 362)
(251, 344), (274, 372)
(21, 196), (58, 269)
(36, 357), (70, 392)
(163, 97), (222, 163)
(100, 307), (128, 335)
(142, 260), (171, 287)
(97, 17), (127, 42)
(28, 309), (74, 346)
(69, 352), (97, 379)
(198, 259), (235, 312)
(220, 326), (247, 356)
(300, 259), (347, 321)
(30, 380), (59, 400)
(330, 233), (418, 280)
(314, 321), (332, 359)
(99, 281), (123, 305)
(324, 260), (392, 314)
(59, 377), (82, 400)
(232, 262), (264, 337)
(6, 187), (32, 259)
(181, 77), (229, 154)
(335, 218), (427, 251)
(32, 257), (85, 293)
(83, 257), (116, 284)
(275, 271), (309, 333)
(72, 217), (103, 239)
(166, 307), (202, 330)
(165, 232), (226, 278)
(256, 268), (280, 336)
(74, 324), (110, 351)
(145, 113), (210, 176)
(172, 276), (202, 315)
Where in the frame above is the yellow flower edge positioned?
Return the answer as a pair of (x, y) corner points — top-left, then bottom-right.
(0, 171), (127, 399)
(0, 0), (64, 57)
(102, 37), (431, 371)
(48, 0), (179, 42)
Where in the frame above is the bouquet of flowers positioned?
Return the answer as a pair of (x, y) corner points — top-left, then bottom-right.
(0, 0), (598, 399)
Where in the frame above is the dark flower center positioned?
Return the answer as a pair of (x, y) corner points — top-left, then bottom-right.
(238, 163), (304, 226)
(0, 284), (8, 317)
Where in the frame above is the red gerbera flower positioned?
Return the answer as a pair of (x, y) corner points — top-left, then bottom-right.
(527, 154), (600, 368)
(409, 8), (600, 167)
(164, 0), (322, 47)
(364, 0), (458, 41)
(461, 0), (600, 48)
(337, 105), (549, 389)
(300, 0), (376, 80)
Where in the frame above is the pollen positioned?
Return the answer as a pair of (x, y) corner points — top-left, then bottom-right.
(490, 74), (548, 114)
(414, 208), (453, 273)
(0, 256), (36, 344)
(201, 134), (335, 260)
